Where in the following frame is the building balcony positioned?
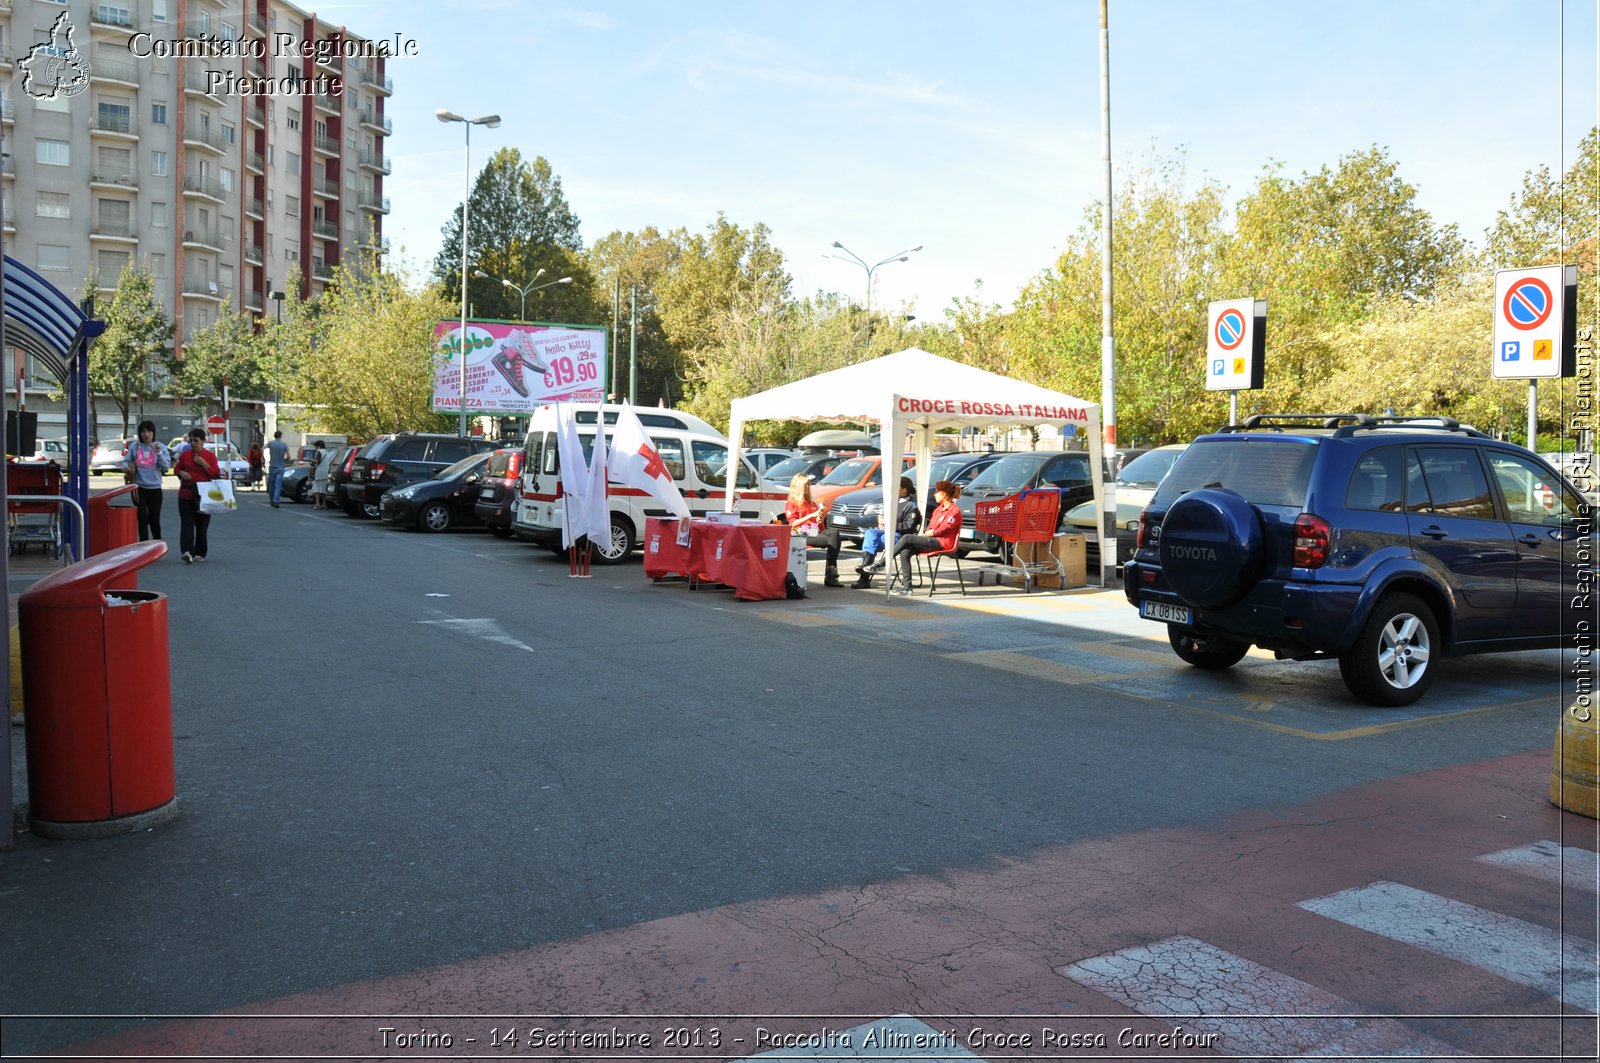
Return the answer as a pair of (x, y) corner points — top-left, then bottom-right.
(181, 174), (227, 203)
(2, 207), (14, 231)
(182, 122), (229, 154)
(90, 167), (139, 189)
(182, 224), (228, 252)
(315, 43), (339, 68)
(243, 242), (263, 265)
(311, 219), (339, 240)
(311, 257), (336, 281)
(90, 52), (140, 85)
(90, 218), (138, 242)
(246, 55), (267, 79)
(358, 150), (390, 174)
(245, 196), (264, 218)
(0, 48), (13, 70)
(183, 69), (223, 102)
(248, 12), (267, 35)
(358, 234), (390, 255)
(90, 7), (138, 34)
(358, 109), (392, 135)
(246, 99), (266, 126)
(89, 112), (139, 139)
(356, 191), (390, 214)
(2, 156), (15, 178)
(245, 150), (265, 174)
(312, 176), (341, 199)
(1, 99), (13, 125)
(243, 287), (265, 312)
(312, 132), (340, 156)
(360, 69), (393, 95)
(313, 91), (339, 116)
(182, 277), (230, 302)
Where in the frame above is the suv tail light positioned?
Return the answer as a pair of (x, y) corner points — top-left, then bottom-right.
(369, 462), (389, 482)
(342, 450), (358, 474)
(1293, 513), (1331, 568)
(1135, 506), (1152, 550)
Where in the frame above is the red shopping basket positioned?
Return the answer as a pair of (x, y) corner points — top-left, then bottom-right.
(974, 489), (1060, 546)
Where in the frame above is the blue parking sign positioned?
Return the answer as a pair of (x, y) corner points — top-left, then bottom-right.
(1212, 358), (1224, 375)
(1500, 341), (1521, 362)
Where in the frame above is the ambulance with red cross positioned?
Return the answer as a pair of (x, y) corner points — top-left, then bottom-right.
(512, 404), (787, 562)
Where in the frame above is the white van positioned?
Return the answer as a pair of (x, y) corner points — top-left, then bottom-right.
(513, 404), (786, 562)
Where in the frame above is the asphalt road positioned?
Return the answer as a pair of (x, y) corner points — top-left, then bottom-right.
(1, 492), (1568, 1053)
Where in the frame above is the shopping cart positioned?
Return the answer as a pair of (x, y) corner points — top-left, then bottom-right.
(7, 460), (64, 559)
(973, 487), (1064, 592)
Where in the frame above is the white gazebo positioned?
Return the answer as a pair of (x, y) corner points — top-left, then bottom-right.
(726, 348), (1109, 590)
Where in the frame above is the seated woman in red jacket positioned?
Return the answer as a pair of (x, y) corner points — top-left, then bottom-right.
(880, 479), (963, 594)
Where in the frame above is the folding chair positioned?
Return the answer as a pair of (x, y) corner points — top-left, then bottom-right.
(915, 543), (966, 596)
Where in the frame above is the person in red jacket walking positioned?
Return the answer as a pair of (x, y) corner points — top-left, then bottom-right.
(174, 427), (222, 563)
(879, 479), (963, 595)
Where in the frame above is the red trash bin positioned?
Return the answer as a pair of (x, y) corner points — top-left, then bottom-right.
(87, 483), (141, 588)
(19, 540), (176, 838)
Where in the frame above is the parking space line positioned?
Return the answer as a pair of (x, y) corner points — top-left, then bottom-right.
(942, 649), (1135, 688)
(758, 611), (848, 628)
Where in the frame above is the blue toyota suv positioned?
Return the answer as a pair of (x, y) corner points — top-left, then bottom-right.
(1125, 414), (1595, 706)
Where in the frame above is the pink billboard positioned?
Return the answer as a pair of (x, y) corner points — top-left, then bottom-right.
(432, 319), (608, 415)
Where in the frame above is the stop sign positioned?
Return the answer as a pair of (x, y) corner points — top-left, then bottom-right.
(206, 415), (226, 435)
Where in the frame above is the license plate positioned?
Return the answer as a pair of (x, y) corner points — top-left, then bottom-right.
(831, 514), (848, 526)
(959, 527), (975, 539)
(481, 487), (498, 501)
(352, 471), (364, 481)
(1140, 599), (1191, 624)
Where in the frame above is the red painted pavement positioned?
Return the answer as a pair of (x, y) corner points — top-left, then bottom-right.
(63, 750), (1600, 1059)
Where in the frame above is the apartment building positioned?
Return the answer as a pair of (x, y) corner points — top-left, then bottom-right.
(1, 0), (392, 373)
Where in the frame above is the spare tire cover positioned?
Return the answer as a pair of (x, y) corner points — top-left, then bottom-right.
(1157, 487), (1265, 609)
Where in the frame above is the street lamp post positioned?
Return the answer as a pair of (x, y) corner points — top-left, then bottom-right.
(269, 287), (285, 409)
(472, 267), (573, 323)
(436, 109), (501, 436)
(829, 241), (922, 321)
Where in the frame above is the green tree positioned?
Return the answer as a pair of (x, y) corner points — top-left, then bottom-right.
(172, 299), (268, 413)
(92, 262), (174, 436)
(296, 255), (455, 438)
(587, 226), (680, 402)
(433, 148), (601, 327)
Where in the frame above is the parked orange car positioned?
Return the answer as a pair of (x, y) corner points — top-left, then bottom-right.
(810, 455), (916, 516)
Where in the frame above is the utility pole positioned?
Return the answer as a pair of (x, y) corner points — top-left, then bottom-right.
(627, 285), (638, 405)
(611, 275), (621, 401)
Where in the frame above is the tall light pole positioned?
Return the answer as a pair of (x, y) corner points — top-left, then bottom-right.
(436, 109), (500, 435)
(829, 241), (922, 322)
(473, 267), (573, 323)
(269, 286), (285, 410)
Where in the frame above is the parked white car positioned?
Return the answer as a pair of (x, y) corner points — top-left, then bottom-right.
(204, 441), (252, 484)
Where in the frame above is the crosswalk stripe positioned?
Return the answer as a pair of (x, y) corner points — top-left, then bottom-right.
(1474, 841), (1600, 893)
(735, 1015), (982, 1061)
(1298, 880), (1599, 1011)
(1057, 935), (1460, 1059)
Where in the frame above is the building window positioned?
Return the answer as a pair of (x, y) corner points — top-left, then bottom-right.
(149, 253), (166, 277)
(287, 108), (300, 131)
(222, 121), (236, 144)
(285, 239), (299, 260)
(285, 195), (299, 218)
(286, 151), (300, 175)
(151, 201), (167, 227)
(37, 245), (70, 271)
(151, 150), (168, 176)
(221, 167), (235, 192)
(152, 102), (168, 125)
(36, 191), (70, 219)
(37, 140), (69, 166)
(153, 0), (167, 21)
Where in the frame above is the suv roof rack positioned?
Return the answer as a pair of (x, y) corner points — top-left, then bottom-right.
(1219, 413), (1490, 440)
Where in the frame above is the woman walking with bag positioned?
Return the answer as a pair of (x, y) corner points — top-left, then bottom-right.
(122, 419), (171, 543)
(174, 427), (222, 563)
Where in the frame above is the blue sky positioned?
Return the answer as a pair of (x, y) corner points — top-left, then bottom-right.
(367, 0), (1598, 317)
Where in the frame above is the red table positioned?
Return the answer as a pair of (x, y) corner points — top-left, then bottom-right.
(643, 517), (791, 600)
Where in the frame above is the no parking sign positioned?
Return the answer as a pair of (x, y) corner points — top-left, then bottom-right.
(1205, 299), (1266, 391)
(1492, 265), (1577, 379)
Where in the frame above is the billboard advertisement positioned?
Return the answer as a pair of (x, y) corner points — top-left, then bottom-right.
(431, 319), (608, 416)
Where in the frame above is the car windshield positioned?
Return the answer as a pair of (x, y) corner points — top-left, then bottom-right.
(817, 458), (875, 486)
(966, 454), (1045, 494)
(1153, 438), (1317, 507)
(763, 456), (816, 483)
(438, 453), (488, 480)
(1116, 448), (1183, 489)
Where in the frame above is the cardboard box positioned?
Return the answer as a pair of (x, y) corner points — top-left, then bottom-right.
(1013, 533), (1087, 589)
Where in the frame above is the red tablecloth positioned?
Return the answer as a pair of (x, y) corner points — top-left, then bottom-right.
(643, 517), (791, 600)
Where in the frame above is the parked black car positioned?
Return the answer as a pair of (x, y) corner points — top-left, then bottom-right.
(345, 433), (498, 519)
(760, 453), (847, 489)
(379, 452), (492, 532)
(472, 447), (525, 538)
(824, 451), (1009, 546)
(325, 444), (363, 515)
(1127, 413), (1596, 706)
(955, 451), (1095, 556)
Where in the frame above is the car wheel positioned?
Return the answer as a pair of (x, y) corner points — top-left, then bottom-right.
(1168, 627), (1250, 670)
(490, 526), (513, 539)
(1338, 593), (1439, 707)
(592, 515), (635, 564)
(419, 502), (451, 533)
(294, 480), (310, 503)
(362, 500), (382, 520)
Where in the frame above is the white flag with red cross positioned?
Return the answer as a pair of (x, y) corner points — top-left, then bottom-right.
(606, 402), (690, 520)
